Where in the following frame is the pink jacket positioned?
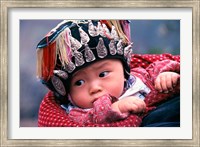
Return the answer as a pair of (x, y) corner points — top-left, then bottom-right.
(68, 55), (180, 125)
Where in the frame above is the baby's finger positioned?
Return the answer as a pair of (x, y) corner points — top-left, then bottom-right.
(131, 99), (146, 113)
(172, 73), (180, 87)
(129, 103), (140, 113)
(159, 75), (168, 92)
(165, 74), (174, 91)
(155, 77), (162, 92)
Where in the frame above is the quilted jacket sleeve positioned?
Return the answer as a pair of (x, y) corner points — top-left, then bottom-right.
(145, 59), (180, 84)
(68, 95), (128, 125)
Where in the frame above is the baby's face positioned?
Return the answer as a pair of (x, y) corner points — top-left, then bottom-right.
(69, 59), (125, 109)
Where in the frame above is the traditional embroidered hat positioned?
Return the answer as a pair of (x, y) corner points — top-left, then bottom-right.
(36, 20), (133, 99)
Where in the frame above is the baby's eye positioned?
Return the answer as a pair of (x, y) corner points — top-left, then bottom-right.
(99, 71), (109, 77)
(74, 80), (85, 86)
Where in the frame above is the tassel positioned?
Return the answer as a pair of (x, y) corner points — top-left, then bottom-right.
(65, 28), (73, 61)
(56, 29), (70, 67)
(111, 20), (129, 44)
(36, 48), (43, 78)
(117, 20), (129, 44)
(42, 39), (56, 81)
(120, 20), (131, 42)
(56, 38), (65, 67)
(48, 41), (56, 80)
(100, 20), (112, 29)
(42, 45), (49, 80)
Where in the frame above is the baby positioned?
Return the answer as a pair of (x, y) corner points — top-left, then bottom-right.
(37, 20), (180, 126)
(67, 58), (179, 124)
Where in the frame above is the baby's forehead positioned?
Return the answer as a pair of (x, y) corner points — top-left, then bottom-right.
(72, 59), (121, 76)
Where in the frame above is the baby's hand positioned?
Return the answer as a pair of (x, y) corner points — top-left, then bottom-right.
(111, 96), (146, 115)
(155, 72), (180, 93)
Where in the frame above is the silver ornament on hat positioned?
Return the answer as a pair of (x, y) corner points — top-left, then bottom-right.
(97, 22), (105, 37)
(74, 50), (85, 66)
(65, 61), (76, 73)
(124, 43), (133, 63)
(79, 27), (90, 45)
(69, 34), (85, 67)
(102, 23), (111, 39)
(96, 37), (108, 58)
(69, 35), (82, 51)
(53, 70), (68, 79)
(124, 43), (133, 59)
(51, 75), (66, 96)
(79, 25), (95, 63)
(84, 44), (96, 62)
(117, 39), (124, 55)
(111, 26), (119, 41)
(88, 20), (98, 37)
(109, 39), (117, 55)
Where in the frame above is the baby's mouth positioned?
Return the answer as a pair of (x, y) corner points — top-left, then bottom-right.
(92, 97), (99, 104)
(92, 94), (114, 105)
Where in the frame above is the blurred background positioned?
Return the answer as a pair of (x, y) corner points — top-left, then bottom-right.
(20, 20), (180, 127)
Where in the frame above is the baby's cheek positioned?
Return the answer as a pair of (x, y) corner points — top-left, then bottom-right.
(70, 88), (82, 102)
(110, 85), (124, 98)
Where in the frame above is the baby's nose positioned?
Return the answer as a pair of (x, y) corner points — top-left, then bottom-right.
(89, 81), (103, 95)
